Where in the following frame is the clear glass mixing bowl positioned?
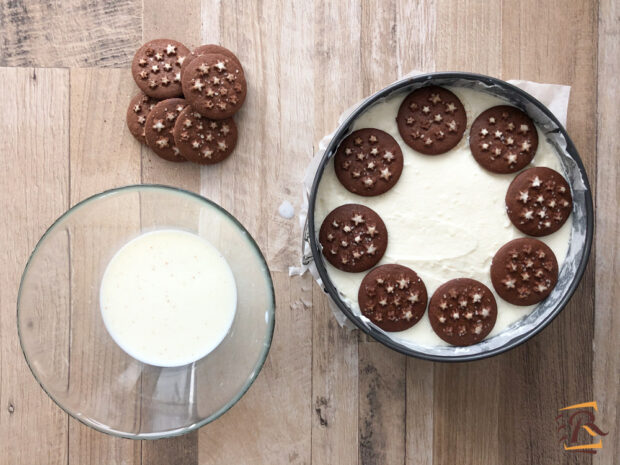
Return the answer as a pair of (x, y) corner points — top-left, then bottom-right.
(17, 185), (275, 439)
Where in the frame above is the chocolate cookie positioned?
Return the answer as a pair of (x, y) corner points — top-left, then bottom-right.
(490, 238), (558, 306)
(428, 278), (497, 346)
(144, 98), (188, 162)
(358, 264), (428, 332)
(506, 167), (572, 236)
(469, 105), (538, 174)
(334, 128), (404, 196)
(173, 106), (237, 164)
(396, 86), (466, 155)
(126, 93), (159, 144)
(181, 53), (247, 119)
(181, 44), (242, 74)
(319, 204), (387, 273)
(131, 39), (190, 99)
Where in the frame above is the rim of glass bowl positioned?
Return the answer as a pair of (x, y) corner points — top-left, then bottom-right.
(307, 72), (594, 362)
(17, 184), (276, 440)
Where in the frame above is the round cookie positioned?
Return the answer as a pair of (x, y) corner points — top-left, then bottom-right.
(181, 44), (242, 74)
(334, 128), (404, 196)
(469, 105), (538, 174)
(506, 166), (572, 236)
(181, 53), (247, 119)
(144, 98), (188, 162)
(490, 238), (559, 306)
(319, 204), (387, 273)
(173, 106), (237, 164)
(428, 278), (497, 346)
(396, 86), (466, 155)
(132, 39), (190, 99)
(358, 264), (428, 332)
(126, 93), (159, 144)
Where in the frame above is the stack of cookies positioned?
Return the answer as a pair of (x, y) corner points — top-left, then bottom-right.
(126, 39), (247, 165)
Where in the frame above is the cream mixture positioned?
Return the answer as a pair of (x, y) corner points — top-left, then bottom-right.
(100, 229), (237, 366)
(314, 86), (572, 347)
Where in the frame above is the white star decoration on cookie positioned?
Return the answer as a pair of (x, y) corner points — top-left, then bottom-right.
(152, 120), (165, 132)
(380, 168), (391, 180)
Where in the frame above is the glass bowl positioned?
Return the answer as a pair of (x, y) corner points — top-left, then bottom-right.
(17, 185), (275, 439)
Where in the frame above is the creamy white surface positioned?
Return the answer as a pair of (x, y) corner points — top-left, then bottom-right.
(315, 86), (572, 347)
(100, 229), (237, 366)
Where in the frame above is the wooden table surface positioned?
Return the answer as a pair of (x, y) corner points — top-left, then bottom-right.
(0, 1), (617, 464)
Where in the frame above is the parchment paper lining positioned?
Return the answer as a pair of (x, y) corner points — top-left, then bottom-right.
(294, 71), (588, 358)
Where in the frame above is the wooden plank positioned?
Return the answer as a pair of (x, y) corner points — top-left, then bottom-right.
(265, 0), (315, 272)
(142, 435), (197, 465)
(0, 67), (69, 465)
(68, 67), (142, 465)
(433, 359), (500, 464)
(435, 0), (501, 74)
(196, 1), (313, 463)
(140, 2), (202, 464)
(395, 0), (436, 76)
(406, 359), (434, 465)
(199, 272), (312, 464)
(432, 2), (502, 464)
(0, 1), (140, 67)
(358, 342), (406, 465)
(498, 1), (597, 464)
(594, 0), (619, 463)
(312, 1), (362, 464)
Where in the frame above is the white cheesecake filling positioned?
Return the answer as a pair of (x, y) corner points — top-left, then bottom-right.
(314, 86), (571, 347)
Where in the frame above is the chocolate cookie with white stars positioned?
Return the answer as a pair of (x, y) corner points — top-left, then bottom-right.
(181, 53), (247, 119)
(334, 128), (404, 196)
(470, 105), (538, 174)
(173, 107), (237, 165)
(428, 278), (497, 346)
(396, 86), (466, 155)
(132, 39), (190, 99)
(144, 98), (188, 162)
(505, 166), (572, 236)
(319, 204), (388, 273)
(126, 92), (159, 144)
(491, 238), (559, 306)
(358, 264), (428, 332)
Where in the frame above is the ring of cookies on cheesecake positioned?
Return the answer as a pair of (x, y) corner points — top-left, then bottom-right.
(319, 85), (572, 347)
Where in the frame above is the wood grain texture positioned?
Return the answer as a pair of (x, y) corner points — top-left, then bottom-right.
(0, 67), (69, 465)
(405, 359), (433, 465)
(594, 0), (619, 463)
(68, 67), (141, 465)
(358, 342), (406, 465)
(0, 0), (140, 67)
